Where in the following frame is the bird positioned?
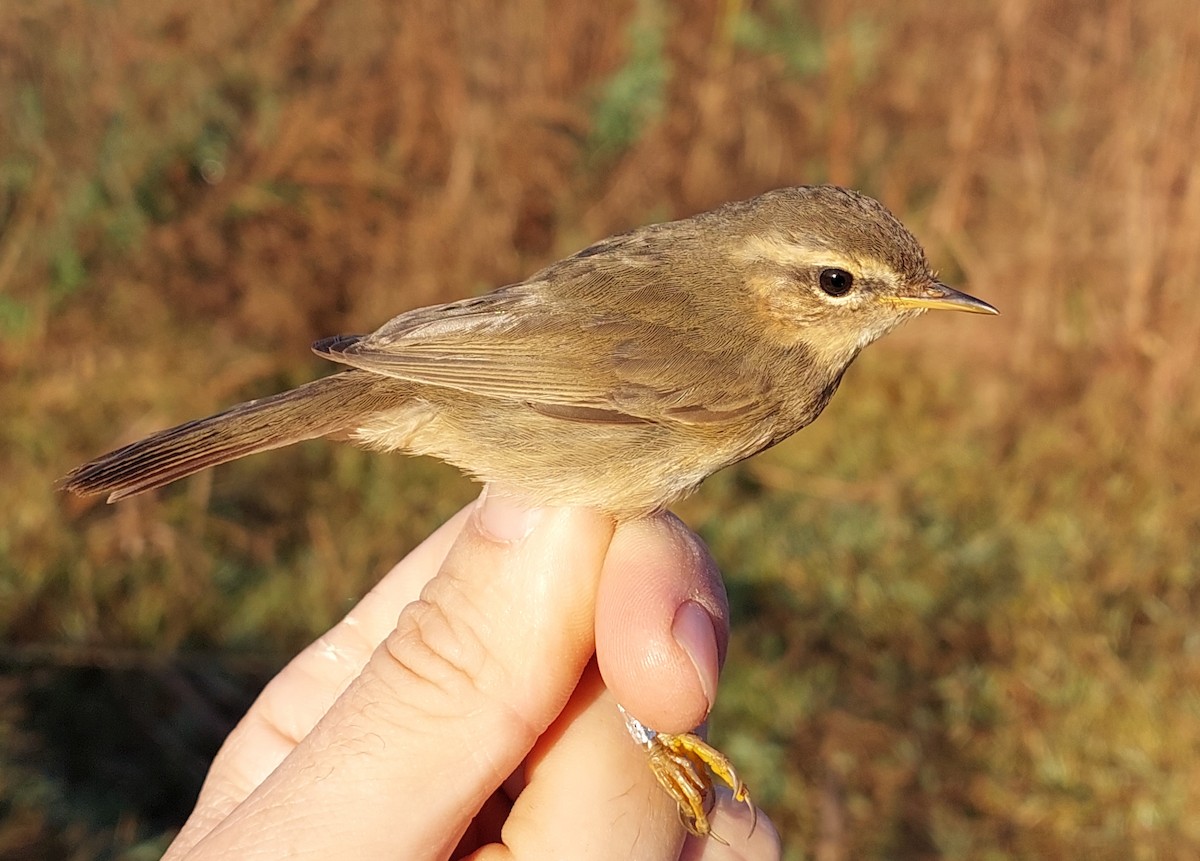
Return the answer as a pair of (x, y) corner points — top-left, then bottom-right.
(62, 185), (997, 836)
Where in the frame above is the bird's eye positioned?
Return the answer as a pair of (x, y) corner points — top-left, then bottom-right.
(819, 268), (855, 296)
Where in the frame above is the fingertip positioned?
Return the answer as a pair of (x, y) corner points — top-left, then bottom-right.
(596, 513), (730, 733)
(474, 484), (544, 543)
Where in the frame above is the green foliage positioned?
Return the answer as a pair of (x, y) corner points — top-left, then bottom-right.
(732, 0), (827, 77)
(587, 0), (670, 158)
(0, 296), (31, 338)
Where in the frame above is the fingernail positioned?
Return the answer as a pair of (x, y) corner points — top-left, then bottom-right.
(475, 485), (542, 543)
(672, 600), (719, 713)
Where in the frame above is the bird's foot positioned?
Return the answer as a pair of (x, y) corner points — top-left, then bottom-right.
(619, 705), (756, 841)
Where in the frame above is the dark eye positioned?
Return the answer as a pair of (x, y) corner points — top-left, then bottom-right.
(819, 268), (855, 296)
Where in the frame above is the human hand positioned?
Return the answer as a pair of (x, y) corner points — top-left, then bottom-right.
(164, 488), (781, 860)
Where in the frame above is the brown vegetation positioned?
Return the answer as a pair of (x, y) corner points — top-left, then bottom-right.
(2, 0), (1198, 857)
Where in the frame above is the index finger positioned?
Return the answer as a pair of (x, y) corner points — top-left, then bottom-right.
(179, 496), (615, 860)
(166, 504), (474, 859)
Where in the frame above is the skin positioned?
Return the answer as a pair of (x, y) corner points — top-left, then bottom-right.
(164, 490), (782, 860)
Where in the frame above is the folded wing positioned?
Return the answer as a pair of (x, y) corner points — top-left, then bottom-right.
(313, 252), (769, 426)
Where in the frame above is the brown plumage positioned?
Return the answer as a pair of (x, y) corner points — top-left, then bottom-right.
(62, 186), (996, 516)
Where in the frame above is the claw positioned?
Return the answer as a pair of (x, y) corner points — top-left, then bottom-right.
(618, 707), (756, 840)
(655, 732), (757, 840)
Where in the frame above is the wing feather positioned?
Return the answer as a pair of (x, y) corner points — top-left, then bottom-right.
(313, 245), (769, 425)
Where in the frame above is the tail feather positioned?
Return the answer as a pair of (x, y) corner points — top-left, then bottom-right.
(62, 372), (385, 501)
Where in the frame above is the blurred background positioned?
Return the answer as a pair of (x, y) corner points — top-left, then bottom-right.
(2, 0), (1198, 858)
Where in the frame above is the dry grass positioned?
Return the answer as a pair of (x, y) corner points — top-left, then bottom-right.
(2, 0), (1198, 858)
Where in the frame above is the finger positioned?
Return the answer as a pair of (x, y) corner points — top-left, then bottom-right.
(593, 520), (778, 860)
(595, 512), (729, 734)
(471, 514), (731, 860)
(680, 795), (781, 861)
(167, 504), (473, 859)
(465, 660), (687, 861)
(182, 492), (616, 860)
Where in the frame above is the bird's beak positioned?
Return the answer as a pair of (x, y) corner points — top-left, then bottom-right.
(890, 281), (999, 315)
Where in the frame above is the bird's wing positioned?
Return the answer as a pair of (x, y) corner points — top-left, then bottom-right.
(313, 253), (769, 426)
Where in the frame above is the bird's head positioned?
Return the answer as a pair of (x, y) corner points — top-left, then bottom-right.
(727, 186), (997, 369)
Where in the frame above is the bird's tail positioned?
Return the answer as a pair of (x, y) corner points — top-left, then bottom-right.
(61, 371), (387, 502)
